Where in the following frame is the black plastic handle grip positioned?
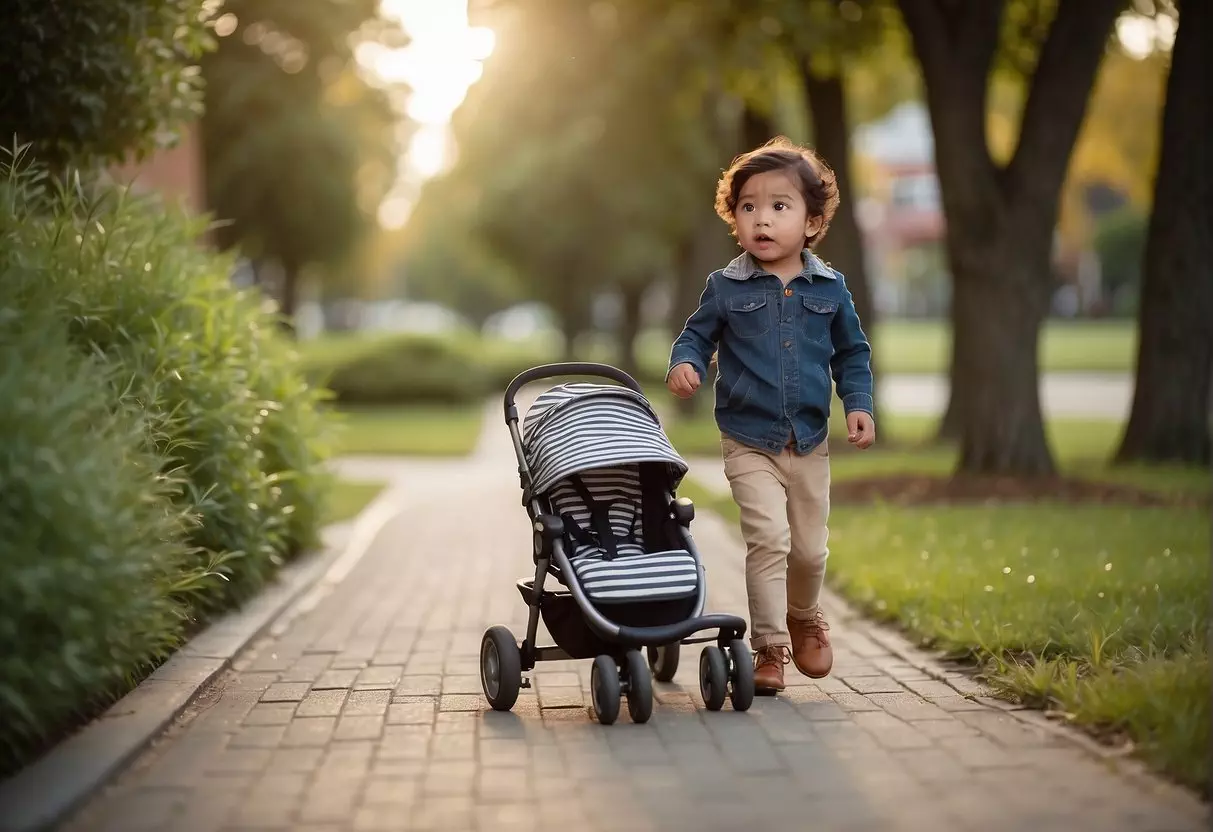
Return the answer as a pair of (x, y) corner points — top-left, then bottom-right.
(503, 362), (643, 421)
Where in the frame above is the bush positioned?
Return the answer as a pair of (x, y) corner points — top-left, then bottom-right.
(0, 285), (199, 775)
(0, 152), (333, 773)
(301, 331), (567, 407)
(320, 333), (489, 405)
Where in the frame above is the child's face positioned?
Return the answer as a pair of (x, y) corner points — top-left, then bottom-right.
(734, 170), (823, 266)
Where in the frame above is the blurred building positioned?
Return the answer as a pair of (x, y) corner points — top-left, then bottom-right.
(107, 121), (205, 216)
(852, 102), (950, 319)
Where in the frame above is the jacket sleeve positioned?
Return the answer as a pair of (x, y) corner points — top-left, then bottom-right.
(667, 274), (725, 383)
(829, 272), (874, 415)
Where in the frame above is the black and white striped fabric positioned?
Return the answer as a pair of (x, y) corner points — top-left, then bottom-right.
(548, 466), (698, 604)
(521, 382), (688, 497)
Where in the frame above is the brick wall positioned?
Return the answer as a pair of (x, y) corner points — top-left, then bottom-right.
(108, 121), (205, 215)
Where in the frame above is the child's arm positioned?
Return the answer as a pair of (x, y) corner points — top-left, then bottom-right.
(829, 275), (874, 417)
(667, 275), (725, 387)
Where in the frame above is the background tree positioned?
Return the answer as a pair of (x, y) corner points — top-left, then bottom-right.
(0, 0), (213, 168)
(200, 0), (401, 324)
(1116, 0), (1212, 465)
(896, 0), (1125, 475)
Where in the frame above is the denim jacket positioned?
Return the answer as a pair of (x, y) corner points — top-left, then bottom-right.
(668, 249), (873, 455)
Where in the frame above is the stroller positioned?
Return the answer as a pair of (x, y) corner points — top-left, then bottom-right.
(479, 363), (756, 725)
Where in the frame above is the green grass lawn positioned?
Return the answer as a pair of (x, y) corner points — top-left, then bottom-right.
(322, 479), (388, 525)
(866, 319), (1137, 375)
(663, 405), (1211, 501)
(682, 479), (1210, 791)
(327, 405), (485, 456)
(299, 318), (1136, 382)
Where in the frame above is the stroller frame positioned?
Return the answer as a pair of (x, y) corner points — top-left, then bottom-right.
(479, 363), (755, 725)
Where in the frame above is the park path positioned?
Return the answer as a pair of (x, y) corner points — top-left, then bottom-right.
(60, 393), (1205, 832)
(880, 372), (1130, 419)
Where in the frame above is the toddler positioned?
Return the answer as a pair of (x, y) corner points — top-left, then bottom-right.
(667, 137), (875, 693)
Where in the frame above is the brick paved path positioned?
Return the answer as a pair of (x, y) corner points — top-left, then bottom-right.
(62, 396), (1208, 832)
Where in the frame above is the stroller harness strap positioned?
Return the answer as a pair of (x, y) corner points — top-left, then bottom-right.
(564, 474), (620, 560)
(548, 464), (699, 604)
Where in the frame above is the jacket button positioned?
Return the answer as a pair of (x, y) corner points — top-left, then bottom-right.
(784, 288), (793, 297)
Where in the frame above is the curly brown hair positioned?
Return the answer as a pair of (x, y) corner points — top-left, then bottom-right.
(714, 136), (840, 250)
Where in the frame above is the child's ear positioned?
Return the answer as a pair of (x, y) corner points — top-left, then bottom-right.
(804, 214), (824, 239)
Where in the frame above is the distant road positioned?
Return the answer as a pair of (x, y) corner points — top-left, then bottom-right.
(879, 372), (1131, 419)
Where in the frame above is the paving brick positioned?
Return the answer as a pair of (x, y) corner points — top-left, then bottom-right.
(335, 714), (385, 741)
(344, 689), (391, 716)
(851, 711), (933, 751)
(387, 698), (437, 725)
(230, 724), (287, 749)
(243, 701), (298, 726)
(865, 691), (953, 721)
(282, 654), (333, 683)
(440, 694), (485, 712)
(312, 668), (359, 690)
(355, 665), (403, 690)
(280, 716), (336, 748)
(395, 675), (442, 697)
(830, 692), (881, 712)
(841, 673), (906, 694)
(260, 682), (311, 702)
(296, 688), (348, 717)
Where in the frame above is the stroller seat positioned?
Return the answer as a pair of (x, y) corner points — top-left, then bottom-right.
(549, 466), (699, 604)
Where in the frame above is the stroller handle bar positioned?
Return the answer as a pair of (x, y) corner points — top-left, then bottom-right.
(503, 362), (643, 421)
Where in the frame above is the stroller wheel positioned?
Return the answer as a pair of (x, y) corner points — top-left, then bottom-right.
(699, 646), (728, 711)
(646, 642), (681, 682)
(624, 650), (653, 724)
(590, 654), (621, 725)
(480, 626), (522, 711)
(726, 639), (755, 712)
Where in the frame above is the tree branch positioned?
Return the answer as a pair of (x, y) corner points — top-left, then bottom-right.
(1003, 0), (1126, 211)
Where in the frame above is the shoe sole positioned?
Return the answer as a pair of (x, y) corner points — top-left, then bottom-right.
(790, 656), (832, 679)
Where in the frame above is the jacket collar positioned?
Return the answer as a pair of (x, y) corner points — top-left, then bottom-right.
(721, 248), (836, 282)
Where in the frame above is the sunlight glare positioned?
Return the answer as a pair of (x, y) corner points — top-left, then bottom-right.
(408, 124), (449, 180)
(1115, 11), (1174, 59)
(369, 0), (495, 191)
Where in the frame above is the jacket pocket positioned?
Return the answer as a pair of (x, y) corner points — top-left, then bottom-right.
(727, 293), (770, 338)
(802, 295), (837, 344)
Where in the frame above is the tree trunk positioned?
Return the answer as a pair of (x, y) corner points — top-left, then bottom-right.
(898, 0), (1122, 475)
(741, 106), (773, 151)
(618, 281), (645, 380)
(949, 241), (1055, 474)
(1116, 3), (1213, 466)
(803, 68), (882, 427)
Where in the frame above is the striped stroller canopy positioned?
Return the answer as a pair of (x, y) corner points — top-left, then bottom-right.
(521, 382), (688, 496)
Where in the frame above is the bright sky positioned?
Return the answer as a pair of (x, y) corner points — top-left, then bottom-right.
(362, 0), (495, 228)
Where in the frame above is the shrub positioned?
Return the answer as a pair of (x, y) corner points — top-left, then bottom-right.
(0, 286), (201, 775)
(22, 168), (335, 607)
(321, 333), (489, 405)
(0, 151), (333, 772)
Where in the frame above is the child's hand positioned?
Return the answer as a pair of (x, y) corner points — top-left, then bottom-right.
(667, 363), (701, 399)
(846, 411), (876, 449)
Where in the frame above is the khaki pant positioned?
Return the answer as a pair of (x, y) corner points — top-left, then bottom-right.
(720, 434), (830, 650)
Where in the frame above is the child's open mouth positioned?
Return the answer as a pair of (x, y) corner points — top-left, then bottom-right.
(754, 234), (773, 243)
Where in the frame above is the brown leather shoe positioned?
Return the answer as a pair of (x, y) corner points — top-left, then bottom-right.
(788, 609), (833, 678)
(753, 646), (790, 693)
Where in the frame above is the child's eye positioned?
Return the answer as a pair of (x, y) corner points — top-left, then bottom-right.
(741, 203), (754, 212)
(774, 202), (787, 211)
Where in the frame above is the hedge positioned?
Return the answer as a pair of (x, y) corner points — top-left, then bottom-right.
(0, 153), (333, 774)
